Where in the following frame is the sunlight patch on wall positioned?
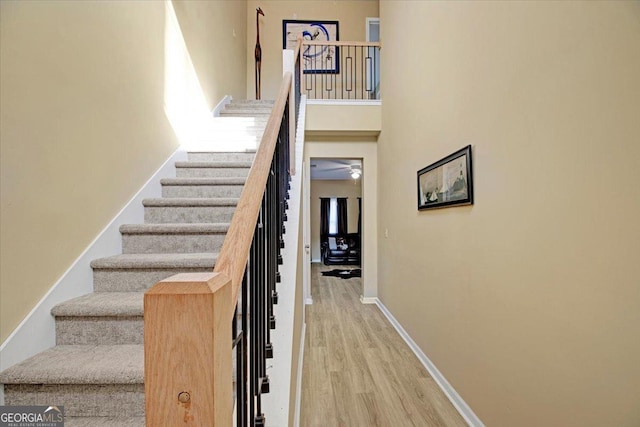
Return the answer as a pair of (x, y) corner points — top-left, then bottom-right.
(163, 0), (259, 152)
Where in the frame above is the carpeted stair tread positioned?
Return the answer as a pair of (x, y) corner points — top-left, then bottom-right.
(188, 149), (257, 153)
(220, 110), (271, 116)
(142, 197), (238, 207)
(64, 417), (145, 427)
(120, 223), (230, 234)
(52, 292), (143, 317)
(219, 114), (271, 118)
(160, 177), (246, 185)
(221, 107), (272, 112)
(90, 253), (217, 269)
(229, 99), (275, 104)
(211, 117), (269, 124)
(0, 345), (143, 385)
(174, 161), (253, 168)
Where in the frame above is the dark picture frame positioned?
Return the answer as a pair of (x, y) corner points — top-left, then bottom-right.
(417, 145), (474, 210)
(282, 20), (339, 74)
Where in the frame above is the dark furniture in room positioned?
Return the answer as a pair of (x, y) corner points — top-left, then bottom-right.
(321, 233), (361, 265)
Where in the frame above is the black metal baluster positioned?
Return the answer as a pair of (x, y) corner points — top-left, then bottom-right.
(250, 228), (265, 426)
(234, 271), (249, 426)
(260, 196), (270, 396)
(361, 45), (365, 99)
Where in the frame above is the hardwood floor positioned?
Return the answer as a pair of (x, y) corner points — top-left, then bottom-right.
(300, 264), (467, 427)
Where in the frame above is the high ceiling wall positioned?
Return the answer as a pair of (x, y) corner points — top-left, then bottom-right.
(378, 2), (640, 425)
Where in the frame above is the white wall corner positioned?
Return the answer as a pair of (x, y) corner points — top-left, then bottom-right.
(212, 95), (232, 117)
(0, 148), (188, 376)
(293, 322), (306, 427)
(375, 298), (485, 427)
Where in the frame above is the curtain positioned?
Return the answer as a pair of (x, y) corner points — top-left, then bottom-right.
(357, 197), (362, 236)
(320, 198), (331, 238)
(337, 198), (348, 235)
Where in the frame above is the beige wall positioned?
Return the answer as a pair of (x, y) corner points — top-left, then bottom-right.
(309, 179), (362, 261)
(246, 0), (379, 99)
(378, 2), (640, 426)
(0, 0), (247, 342)
(172, 0), (247, 106)
(306, 103), (381, 134)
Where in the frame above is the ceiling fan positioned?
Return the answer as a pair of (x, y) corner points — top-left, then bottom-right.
(310, 159), (362, 179)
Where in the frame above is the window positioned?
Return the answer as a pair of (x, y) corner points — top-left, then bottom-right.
(328, 197), (337, 234)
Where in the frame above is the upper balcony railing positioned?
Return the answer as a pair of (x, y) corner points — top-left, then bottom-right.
(299, 41), (381, 100)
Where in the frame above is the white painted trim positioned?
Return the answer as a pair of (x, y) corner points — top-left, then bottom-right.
(311, 258), (321, 264)
(293, 322), (306, 427)
(359, 296), (377, 305)
(307, 99), (381, 107)
(304, 298), (314, 305)
(374, 298), (485, 427)
(365, 17), (380, 43)
(212, 95), (232, 117)
(0, 148), (187, 377)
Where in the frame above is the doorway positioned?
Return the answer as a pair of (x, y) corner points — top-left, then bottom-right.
(309, 158), (362, 266)
(366, 17), (380, 99)
(308, 158), (363, 294)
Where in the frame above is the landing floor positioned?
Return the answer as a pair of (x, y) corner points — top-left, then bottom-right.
(301, 264), (467, 427)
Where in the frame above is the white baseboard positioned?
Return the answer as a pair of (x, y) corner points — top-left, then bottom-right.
(0, 148), (187, 376)
(374, 298), (484, 427)
(304, 298), (313, 305)
(360, 295), (377, 305)
(311, 258), (321, 264)
(212, 95), (231, 117)
(293, 322), (306, 427)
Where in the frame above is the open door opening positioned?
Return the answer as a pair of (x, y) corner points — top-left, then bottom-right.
(307, 157), (363, 300)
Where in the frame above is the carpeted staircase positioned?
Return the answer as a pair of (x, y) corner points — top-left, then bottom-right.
(0, 100), (274, 426)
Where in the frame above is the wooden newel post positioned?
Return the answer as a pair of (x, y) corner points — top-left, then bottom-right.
(144, 272), (233, 426)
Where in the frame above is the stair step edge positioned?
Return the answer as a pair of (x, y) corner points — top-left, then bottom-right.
(160, 177), (246, 185)
(0, 345), (143, 385)
(90, 253), (218, 269)
(52, 292), (143, 317)
(142, 198), (238, 207)
(187, 149), (257, 154)
(64, 417), (145, 427)
(174, 161), (252, 168)
(119, 223), (230, 234)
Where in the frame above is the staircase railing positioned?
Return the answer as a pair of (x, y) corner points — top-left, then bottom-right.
(144, 39), (302, 426)
(300, 40), (381, 100)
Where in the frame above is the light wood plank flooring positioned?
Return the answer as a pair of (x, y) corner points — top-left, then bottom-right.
(301, 264), (467, 427)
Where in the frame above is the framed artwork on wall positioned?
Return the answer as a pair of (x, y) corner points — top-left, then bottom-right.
(282, 20), (339, 74)
(417, 145), (474, 210)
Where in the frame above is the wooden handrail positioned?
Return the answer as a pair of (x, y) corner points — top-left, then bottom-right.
(213, 72), (293, 308)
(303, 40), (381, 48)
(293, 37), (302, 60)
